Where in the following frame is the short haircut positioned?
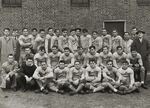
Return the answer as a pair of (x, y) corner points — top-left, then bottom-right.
(122, 60), (129, 64)
(77, 46), (83, 49)
(82, 28), (88, 33)
(106, 60), (113, 65)
(74, 60), (80, 64)
(92, 31), (98, 34)
(4, 28), (10, 31)
(22, 28), (28, 31)
(52, 45), (58, 49)
(89, 59), (96, 64)
(62, 28), (67, 32)
(48, 27), (53, 31)
(59, 60), (65, 64)
(70, 29), (75, 32)
(39, 29), (45, 32)
(64, 47), (70, 51)
(39, 46), (45, 51)
(102, 46), (109, 50)
(75, 28), (81, 32)
(54, 29), (59, 33)
(131, 48), (137, 52)
(112, 29), (118, 32)
(32, 28), (38, 31)
(132, 26), (137, 30)
(26, 56), (33, 61)
(8, 54), (14, 57)
(116, 46), (123, 50)
(89, 45), (96, 50)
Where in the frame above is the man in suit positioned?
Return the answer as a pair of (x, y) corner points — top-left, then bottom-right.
(131, 30), (150, 89)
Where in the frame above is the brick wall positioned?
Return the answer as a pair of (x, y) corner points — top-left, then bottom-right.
(0, 0), (150, 37)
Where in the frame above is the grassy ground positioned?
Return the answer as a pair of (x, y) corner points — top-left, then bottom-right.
(0, 82), (150, 108)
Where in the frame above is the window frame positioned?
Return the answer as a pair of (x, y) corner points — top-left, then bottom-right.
(137, 0), (150, 6)
(2, 0), (22, 7)
(70, 0), (90, 7)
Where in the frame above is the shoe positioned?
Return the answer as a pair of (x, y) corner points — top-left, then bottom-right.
(116, 90), (125, 95)
(57, 90), (65, 94)
(34, 89), (41, 93)
(141, 84), (148, 89)
(134, 88), (140, 93)
(42, 89), (49, 94)
(69, 91), (77, 96)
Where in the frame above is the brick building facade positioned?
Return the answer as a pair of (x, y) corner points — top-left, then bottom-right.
(0, 0), (150, 37)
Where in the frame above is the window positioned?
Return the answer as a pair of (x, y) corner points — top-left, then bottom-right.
(137, 0), (150, 6)
(71, 0), (90, 7)
(2, 0), (22, 7)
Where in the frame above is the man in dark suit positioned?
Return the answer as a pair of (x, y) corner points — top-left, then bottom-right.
(131, 30), (150, 89)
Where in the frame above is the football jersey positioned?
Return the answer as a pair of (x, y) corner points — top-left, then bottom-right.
(91, 37), (103, 51)
(103, 67), (118, 79)
(70, 67), (85, 81)
(34, 53), (49, 66)
(60, 53), (74, 65)
(86, 66), (101, 78)
(74, 53), (86, 65)
(99, 52), (113, 66)
(48, 52), (61, 68)
(54, 67), (69, 80)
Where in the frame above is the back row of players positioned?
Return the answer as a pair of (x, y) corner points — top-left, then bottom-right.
(0, 27), (148, 95)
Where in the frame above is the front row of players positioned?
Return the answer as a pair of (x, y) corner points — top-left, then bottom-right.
(0, 53), (143, 95)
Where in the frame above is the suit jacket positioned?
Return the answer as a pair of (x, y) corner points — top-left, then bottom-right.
(131, 38), (150, 61)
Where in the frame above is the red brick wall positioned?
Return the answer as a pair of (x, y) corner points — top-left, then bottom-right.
(0, 0), (150, 37)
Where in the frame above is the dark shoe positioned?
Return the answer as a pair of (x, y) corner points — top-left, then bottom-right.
(34, 89), (41, 93)
(42, 89), (49, 94)
(69, 91), (77, 96)
(134, 88), (140, 93)
(141, 84), (148, 89)
(57, 90), (65, 94)
(116, 90), (124, 95)
(12, 87), (17, 92)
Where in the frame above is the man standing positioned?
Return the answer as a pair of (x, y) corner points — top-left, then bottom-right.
(0, 28), (16, 65)
(131, 30), (150, 84)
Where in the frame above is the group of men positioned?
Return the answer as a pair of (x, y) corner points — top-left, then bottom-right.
(0, 27), (149, 95)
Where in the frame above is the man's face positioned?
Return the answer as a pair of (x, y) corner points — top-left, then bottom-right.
(103, 47), (108, 54)
(112, 30), (118, 36)
(55, 30), (60, 36)
(8, 56), (14, 63)
(4, 30), (10, 36)
(117, 48), (123, 55)
(102, 29), (107, 35)
(122, 63), (128, 70)
(62, 30), (68, 36)
(78, 48), (83, 54)
(70, 31), (76, 36)
(131, 51), (137, 57)
(124, 33), (130, 40)
(23, 29), (28, 36)
(25, 48), (31, 54)
(131, 28), (137, 35)
(64, 50), (70, 56)
(74, 62), (81, 69)
(41, 62), (47, 70)
(39, 50), (45, 55)
(76, 30), (81, 36)
(106, 61), (113, 69)
(90, 48), (95, 54)
(52, 47), (58, 54)
(26, 59), (33, 66)
(12, 30), (19, 36)
(40, 31), (45, 38)
(59, 63), (65, 69)
(92, 32), (97, 39)
(32, 30), (38, 36)
(138, 33), (144, 38)
(89, 61), (95, 68)
(48, 29), (54, 35)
